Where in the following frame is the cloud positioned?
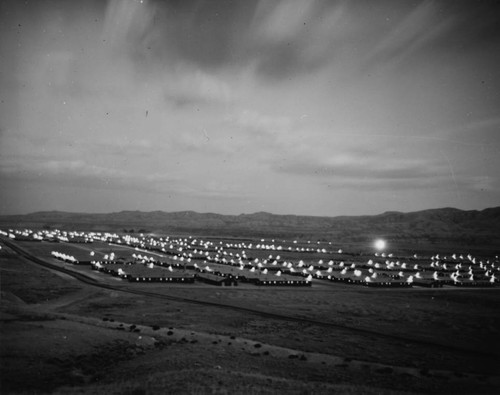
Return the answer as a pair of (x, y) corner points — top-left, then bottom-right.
(2, 0), (499, 216)
(174, 179), (252, 201)
(99, 0), (258, 72)
(454, 116), (500, 149)
(249, 0), (347, 80)
(272, 139), (469, 193)
(364, 1), (455, 71)
(274, 138), (500, 198)
(0, 137), (253, 202)
(2, 157), (119, 182)
(162, 67), (234, 107)
(467, 175), (499, 192)
(229, 109), (293, 135)
(97, 0), (348, 82)
(252, 0), (316, 43)
(0, 150), (180, 193)
(278, 156), (440, 180)
(101, 0), (158, 57)
(465, 116), (500, 132)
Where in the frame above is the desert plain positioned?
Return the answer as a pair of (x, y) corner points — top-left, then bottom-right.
(1, 218), (499, 394)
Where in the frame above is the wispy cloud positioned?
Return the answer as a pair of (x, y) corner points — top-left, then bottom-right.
(276, 151), (446, 182)
(0, 154), (189, 194)
(248, 0), (347, 80)
(364, 1), (455, 71)
(228, 109), (293, 136)
(162, 67), (234, 108)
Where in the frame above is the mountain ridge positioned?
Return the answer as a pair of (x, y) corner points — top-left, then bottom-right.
(1, 207), (499, 251)
(19, 206), (491, 218)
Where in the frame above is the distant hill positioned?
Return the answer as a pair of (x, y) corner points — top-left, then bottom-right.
(1, 207), (499, 253)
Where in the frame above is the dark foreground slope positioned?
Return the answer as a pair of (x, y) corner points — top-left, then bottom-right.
(1, 207), (499, 252)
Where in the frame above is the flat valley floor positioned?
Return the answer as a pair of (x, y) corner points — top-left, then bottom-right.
(1, 241), (499, 394)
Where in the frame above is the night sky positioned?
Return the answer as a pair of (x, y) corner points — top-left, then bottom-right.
(1, 0), (499, 216)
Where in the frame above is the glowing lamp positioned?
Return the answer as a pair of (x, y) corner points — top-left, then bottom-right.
(374, 239), (386, 251)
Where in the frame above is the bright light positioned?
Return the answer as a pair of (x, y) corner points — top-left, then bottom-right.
(374, 239), (386, 251)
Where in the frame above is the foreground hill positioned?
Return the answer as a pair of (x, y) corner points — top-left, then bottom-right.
(1, 207), (499, 252)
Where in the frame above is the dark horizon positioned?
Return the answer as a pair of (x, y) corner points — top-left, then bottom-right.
(2, 204), (499, 219)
